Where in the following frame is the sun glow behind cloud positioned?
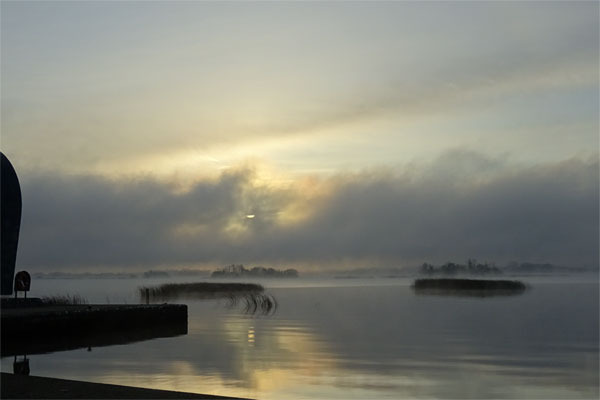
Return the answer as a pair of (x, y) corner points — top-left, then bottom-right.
(1, 1), (597, 270)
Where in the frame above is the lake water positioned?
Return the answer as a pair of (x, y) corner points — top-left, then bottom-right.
(2, 276), (598, 399)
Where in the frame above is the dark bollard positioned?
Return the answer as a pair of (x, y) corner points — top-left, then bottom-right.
(1, 152), (22, 295)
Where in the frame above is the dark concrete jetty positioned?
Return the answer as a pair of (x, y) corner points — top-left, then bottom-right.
(1, 373), (249, 399)
(1, 303), (188, 356)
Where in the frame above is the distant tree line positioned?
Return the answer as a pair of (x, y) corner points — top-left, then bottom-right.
(212, 264), (299, 278)
(32, 269), (211, 279)
(420, 259), (502, 276)
(504, 261), (587, 273)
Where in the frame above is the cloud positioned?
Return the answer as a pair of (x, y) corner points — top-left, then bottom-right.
(2, 2), (597, 176)
(15, 151), (599, 270)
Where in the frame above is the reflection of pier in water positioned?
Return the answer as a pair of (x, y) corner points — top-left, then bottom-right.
(12, 355), (30, 375)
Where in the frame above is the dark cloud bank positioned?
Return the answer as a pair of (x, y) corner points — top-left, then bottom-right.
(16, 151), (599, 271)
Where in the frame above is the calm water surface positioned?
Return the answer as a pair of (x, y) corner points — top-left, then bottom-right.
(2, 276), (598, 399)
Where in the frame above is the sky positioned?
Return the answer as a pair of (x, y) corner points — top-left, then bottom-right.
(1, 1), (598, 271)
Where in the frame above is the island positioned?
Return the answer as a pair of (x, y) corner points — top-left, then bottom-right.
(211, 264), (298, 278)
(411, 278), (527, 297)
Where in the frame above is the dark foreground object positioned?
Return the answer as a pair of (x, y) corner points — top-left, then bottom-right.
(1, 152), (22, 295)
(412, 278), (527, 297)
(1, 304), (187, 356)
(0, 373), (247, 399)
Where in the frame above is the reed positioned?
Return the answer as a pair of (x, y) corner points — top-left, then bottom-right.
(412, 278), (526, 291)
(139, 282), (277, 315)
(139, 282), (264, 300)
(411, 278), (527, 297)
(226, 292), (278, 316)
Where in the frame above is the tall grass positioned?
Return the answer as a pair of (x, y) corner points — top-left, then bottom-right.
(41, 294), (88, 305)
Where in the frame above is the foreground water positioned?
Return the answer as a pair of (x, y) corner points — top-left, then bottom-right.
(2, 276), (598, 399)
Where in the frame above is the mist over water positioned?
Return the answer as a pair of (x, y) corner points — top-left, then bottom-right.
(2, 275), (597, 399)
(2, 2), (598, 399)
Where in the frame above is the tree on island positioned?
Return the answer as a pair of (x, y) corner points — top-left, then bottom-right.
(212, 264), (298, 278)
(420, 259), (501, 275)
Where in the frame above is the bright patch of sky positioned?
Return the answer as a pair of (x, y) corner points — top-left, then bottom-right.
(2, 1), (598, 181)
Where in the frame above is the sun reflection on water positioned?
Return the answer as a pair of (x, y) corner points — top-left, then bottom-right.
(247, 327), (255, 345)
